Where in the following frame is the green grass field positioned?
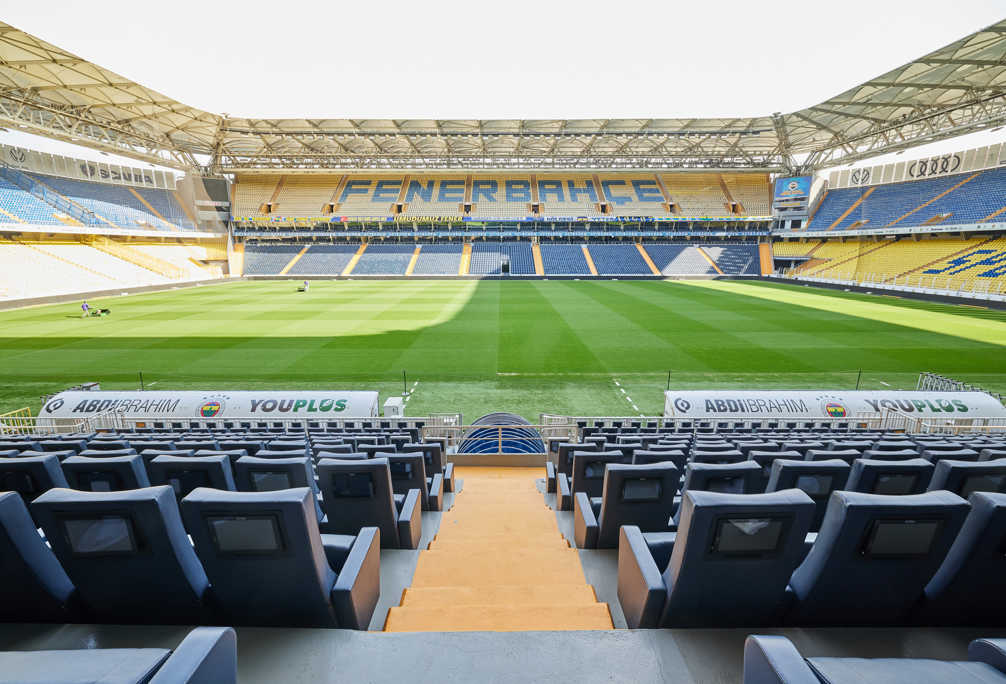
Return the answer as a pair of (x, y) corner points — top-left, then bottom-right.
(2, 279), (1004, 422)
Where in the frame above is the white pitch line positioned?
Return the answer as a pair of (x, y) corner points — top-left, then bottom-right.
(879, 381), (891, 387)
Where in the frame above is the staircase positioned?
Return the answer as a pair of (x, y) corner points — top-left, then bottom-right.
(384, 467), (612, 632)
(0, 165), (99, 226)
(86, 236), (185, 280)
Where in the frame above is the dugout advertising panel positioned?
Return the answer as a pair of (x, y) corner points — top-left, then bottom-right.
(664, 390), (1006, 420)
(38, 390), (380, 425)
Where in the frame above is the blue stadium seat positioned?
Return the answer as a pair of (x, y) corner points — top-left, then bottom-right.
(845, 458), (935, 494)
(317, 458), (421, 549)
(742, 634), (1006, 684)
(180, 487), (380, 628)
(148, 455), (236, 498)
(765, 459), (851, 532)
(0, 491), (77, 622)
(927, 458), (1006, 497)
(0, 627), (236, 684)
(617, 489), (814, 628)
(573, 462), (678, 548)
(0, 454), (69, 503)
(923, 492), (1006, 625)
(30, 486), (210, 624)
(62, 455), (150, 491)
(234, 454), (323, 521)
(787, 490), (970, 625)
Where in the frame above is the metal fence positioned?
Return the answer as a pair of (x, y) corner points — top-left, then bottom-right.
(1, 406), (127, 435)
(917, 372), (1005, 405)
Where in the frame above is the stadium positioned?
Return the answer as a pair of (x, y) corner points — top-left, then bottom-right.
(0, 6), (1006, 683)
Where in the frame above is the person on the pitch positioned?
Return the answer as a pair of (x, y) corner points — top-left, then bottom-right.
(81, 300), (89, 318)
(302, 280), (309, 292)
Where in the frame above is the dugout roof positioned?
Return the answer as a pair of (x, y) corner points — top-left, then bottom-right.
(0, 20), (1004, 172)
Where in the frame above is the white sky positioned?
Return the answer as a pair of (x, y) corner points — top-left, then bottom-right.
(2, 0), (1005, 169)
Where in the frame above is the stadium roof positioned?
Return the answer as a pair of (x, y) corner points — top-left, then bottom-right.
(1, 20), (1004, 173)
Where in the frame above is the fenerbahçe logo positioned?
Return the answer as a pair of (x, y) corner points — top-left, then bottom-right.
(823, 402), (847, 418)
(200, 401), (222, 418)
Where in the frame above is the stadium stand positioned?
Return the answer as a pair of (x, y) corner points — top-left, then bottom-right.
(411, 243), (464, 275)
(642, 244), (721, 275)
(702, 244), (760, 274)
(242, 243), (304, 275)
(539, 244), (591, 275)
(352, 243), (416, 275)
(287, 244), (359, 275)
(0, 176), (63, 225)
(31, 173), (180, 231)
(585, 244), (652, 275)
(469, 242), (535, 275)
(806, 167), (1006, 231)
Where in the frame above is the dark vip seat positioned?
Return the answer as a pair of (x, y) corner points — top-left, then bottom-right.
(0, 491), (77, 622)
(253, 449), (309, 460)
(266, 440), (307, 453)
(139, 449), (195, 464)
(765, 459), (851, 532)
(742, 635), (1006, 684)
(574, 462), (679, 549)
(317, 458), (421, 549)
(180, 487), (380, 629)
(681, 461), (763, 497)
(845, 458), (935, 495)
(631, 449), (687, 469)
(691, 449), (746, 464)
(128, 440), (176, 453)
(217, 439), (264, 456)
(0, 440), (38, 452)
(927, 458), (1006, 498)
(747, 450), (803, 492)
(804, 448), (861, 464)
(617, 489), (814, 628)
(781, 441), (826, 458)
(556, 442), (598, 478)
(556, 451), (628, 510)
(234, 455), (324, 521)
(786, 490), (970, 626)
(921, 447), (981, 464)
(872, 439), (918, 452)
(194, 449), (248, 466)
(980, 448), (1006, 461)
(148, 455), (236, 498)
(313, 445), (355, 460)
(174, 440), (219, 452)
(84, 440), (132, 452)
(0, 626), (237, 684)
(30, 486), (210, 624)
(360, 444), (391, 459)
(385, 453), (443, 511)
(736, 441), (780, 457)
(0, 454), (69, 503)
(78, 448), (138, 459)
(62, 455), (150, 492)
(38, 439), (87, 455)
(923, 492), (1006, 625)
(861, 448), (921, 461)
(401, 441), (455, 494)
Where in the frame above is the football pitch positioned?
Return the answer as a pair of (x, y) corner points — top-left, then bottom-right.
(1, 279), (1005, 421)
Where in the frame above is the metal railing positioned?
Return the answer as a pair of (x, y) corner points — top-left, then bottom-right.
(0, 164), (98, 225)
(879, 407), (1006, 435)
(541, 413), (886, 434)
(775, 272), (1006, 301)
(1, 406), (127, 435)
(421, 424), (569, 453)
(917, 372), (1005, 405)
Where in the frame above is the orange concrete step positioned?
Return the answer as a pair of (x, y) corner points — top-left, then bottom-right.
(429, 537), (570, 552)
(384, 603), (613, 632)
(400, 584), (597, 608)
(410, 550), (586, 587)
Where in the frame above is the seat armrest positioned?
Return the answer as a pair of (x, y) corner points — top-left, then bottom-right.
(742, 635), (818, 684)
(556, 472), (572, 511)
(443, 462), (455, 493)
(970, 639), (1006, 674)
(320, 534), (356, 572)
(616, 525), (668, 629)
(331, 527), (381, 630)
(802, 532), (817, 563)
(545, 461), (556, 493)
(641, 532), (677, 570)
(573, 491), (599, 549)
(397, 488), (423, 549)
(428, 473), (444, 511)
(150, 627), (237, 684)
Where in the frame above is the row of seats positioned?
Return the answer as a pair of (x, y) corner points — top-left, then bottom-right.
(1, 485), (381, 628)
(241, 241), (760, 276)
(617, 487), (1006, 628)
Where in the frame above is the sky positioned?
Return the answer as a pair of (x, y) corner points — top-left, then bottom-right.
(1, 0), (1004, 170)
